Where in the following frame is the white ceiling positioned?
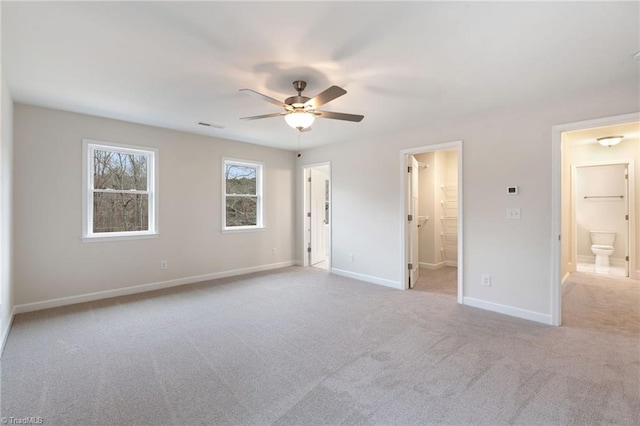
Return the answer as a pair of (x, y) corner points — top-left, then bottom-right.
(3, 1), (639, 150)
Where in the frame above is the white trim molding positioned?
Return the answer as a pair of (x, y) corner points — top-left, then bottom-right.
(82, 139), (159, 241)
(0, 307), (15, 357)
(463, 297), (552, 325)
(221, 157), (265, 232)
(419, 262), (445, 270)
(301, 162), (332, 269)
(331, 268), (402, 290)
(400, 140), (464, 304)
(13, 261), (295, 315)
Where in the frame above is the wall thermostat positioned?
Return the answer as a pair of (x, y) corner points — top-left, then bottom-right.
(507, 186), (519, 195)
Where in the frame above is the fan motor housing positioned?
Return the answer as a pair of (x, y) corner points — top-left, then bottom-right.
(285, 95), (310, 107)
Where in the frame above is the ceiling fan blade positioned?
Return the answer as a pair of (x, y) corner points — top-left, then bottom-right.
(240, 112), (286, 121)
(239, 89), (287, 108)
(305, 86), (347, 109)
(315, 110), (364, 122)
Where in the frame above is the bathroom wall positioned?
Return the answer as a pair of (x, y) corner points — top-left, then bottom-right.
(575, 164), (627, 262)
(563, 127), (640, 278)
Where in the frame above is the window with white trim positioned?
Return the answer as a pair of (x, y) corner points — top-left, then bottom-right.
(83, 140), (158, 239)
(223, 159), (263, 230)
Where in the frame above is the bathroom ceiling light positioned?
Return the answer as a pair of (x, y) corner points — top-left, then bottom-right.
(597, 136), (623, 147)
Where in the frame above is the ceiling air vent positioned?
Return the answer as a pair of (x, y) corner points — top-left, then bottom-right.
(197, 121), (225, 129)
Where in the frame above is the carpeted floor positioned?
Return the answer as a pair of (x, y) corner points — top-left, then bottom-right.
(1, 267), (638, 425)
(413, 266), (458, 295)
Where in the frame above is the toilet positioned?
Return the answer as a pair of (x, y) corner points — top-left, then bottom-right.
(590, 231), (616, 273)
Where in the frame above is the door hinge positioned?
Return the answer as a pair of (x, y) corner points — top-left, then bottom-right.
(558, 235), (561, 241)
(626, 256), (629, 261)
(408, 166), (412, 173)
(307, 247), (311, 253)
(408, 263), (413, 270)
(308, 177), (311, 182)
(408, 214), (413, 221)
(307, 212), (311, 217)
(626, 214), (629, 220)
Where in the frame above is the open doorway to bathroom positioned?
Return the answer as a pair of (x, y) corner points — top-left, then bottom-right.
(573, 163), (630, 277)
(551, 114), (639, 326)
(303, 163), (331, 270)
(401, 142), (463, 303)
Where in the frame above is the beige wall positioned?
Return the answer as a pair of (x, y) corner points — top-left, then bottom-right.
(297, 83), (637, 322)
(13, 104), (296, 306)
(562, 130), (640, 278)
(416, 153), (435, 266)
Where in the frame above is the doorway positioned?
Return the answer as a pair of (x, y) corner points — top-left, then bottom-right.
(401, 141), (463, 303)
(303, 163), (331, 270)
(551, 113), (639, 326)
(573, 162), (630, 277)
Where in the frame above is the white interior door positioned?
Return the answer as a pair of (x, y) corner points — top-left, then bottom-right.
(310, 167), (327, 265)
(409, 155), (420, 287)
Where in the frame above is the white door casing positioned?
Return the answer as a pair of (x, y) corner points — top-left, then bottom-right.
(310, 167), (327, 265)
(408, 155), (420, 287)
(401, 142), (463, 297)
(302, 162), (331, 268)
(551, 112), (639, 326)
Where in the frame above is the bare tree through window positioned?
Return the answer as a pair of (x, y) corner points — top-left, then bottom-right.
(89, 145), (153, 234)
(224, 161), (262, 228)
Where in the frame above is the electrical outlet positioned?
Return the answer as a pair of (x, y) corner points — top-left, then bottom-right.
(481, 274), (491, 287)
(160, 260), (168, 270)
(272, 247), (277, 255)
(348, 253), (354, 262)
(507, 208), (521, 220)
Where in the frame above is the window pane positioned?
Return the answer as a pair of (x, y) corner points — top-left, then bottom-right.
(226, 196), (257, 227)
(94, 150), (148, 191)
(225, 164), (256, 195)
(93, 192), (149, 233)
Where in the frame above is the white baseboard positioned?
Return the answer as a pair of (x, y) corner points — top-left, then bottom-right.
(13, 261), (296, 315)
(419, 262), (445, 270)
(577, 254), (593, 263)
(463, 297), (552, 325)
(331, 268), (402, 290)
(611, 258), (626, 267)
(0, 307), (15, 358)
(445, 260), (458, 267)
(561, 272), (570, 284)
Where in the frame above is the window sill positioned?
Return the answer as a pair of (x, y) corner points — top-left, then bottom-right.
(221, 226), (265, 234)
(82, 233), (159, 243)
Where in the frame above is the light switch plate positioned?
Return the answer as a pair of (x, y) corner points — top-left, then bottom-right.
(507, 208), (521, 220)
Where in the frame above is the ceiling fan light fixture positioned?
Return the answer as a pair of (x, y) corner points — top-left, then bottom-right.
(597, 136), (623, 147)
(285, 111), (315, 130)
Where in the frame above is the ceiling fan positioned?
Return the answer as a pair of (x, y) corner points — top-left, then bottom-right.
(239, 80), (364, 132)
